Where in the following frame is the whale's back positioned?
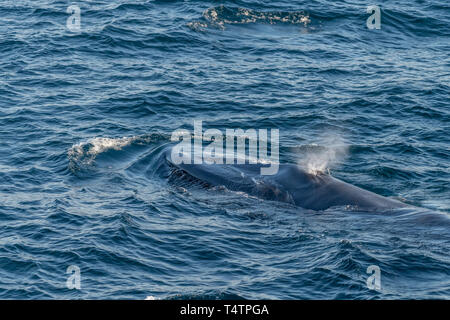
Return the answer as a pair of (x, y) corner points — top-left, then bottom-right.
(165, 148), (407, 211)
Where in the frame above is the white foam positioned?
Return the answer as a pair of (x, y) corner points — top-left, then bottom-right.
(202, 6), (311, 30)
(68, 135), (150, 165)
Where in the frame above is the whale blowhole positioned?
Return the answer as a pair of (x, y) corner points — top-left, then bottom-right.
(296, 133), (349, 176)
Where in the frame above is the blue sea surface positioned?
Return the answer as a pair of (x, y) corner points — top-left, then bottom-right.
(0, 0), (449, 299)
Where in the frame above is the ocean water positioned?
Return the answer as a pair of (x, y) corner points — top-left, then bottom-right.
(0, 0), (449, 299)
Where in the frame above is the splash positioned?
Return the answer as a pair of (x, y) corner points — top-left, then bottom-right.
(297, 134), (349, 175)
(68, 135), (152, 167)
(188, 6), (311, 30)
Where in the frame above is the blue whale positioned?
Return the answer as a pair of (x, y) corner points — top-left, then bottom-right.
(164, 147), (407, 211)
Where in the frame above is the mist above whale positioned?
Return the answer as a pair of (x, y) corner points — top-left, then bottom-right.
(163, 146), (408, 211)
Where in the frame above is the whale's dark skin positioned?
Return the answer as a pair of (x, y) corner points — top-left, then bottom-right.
(164, 148), (407, 211)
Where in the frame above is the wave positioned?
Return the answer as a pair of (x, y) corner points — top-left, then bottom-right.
(67, 135), (158, 173)
(69, 136), (143, 163)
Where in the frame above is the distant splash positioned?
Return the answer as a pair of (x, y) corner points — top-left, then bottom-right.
(188, 6), (311, 30)
(296, 134), (349, 176)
